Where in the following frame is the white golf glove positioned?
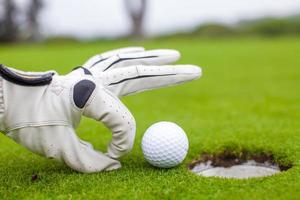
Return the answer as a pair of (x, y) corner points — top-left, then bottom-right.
(0, 47), (202, 173)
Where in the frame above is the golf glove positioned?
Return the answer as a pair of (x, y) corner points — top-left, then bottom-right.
(0, 47), (201, 173)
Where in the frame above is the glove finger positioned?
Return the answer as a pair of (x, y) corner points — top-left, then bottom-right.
(7, 126), (121, 173)
(90, 49), (180, 74)
(102, 65), (202, 97)
(83, 86), (136, 159)
(83, 47), (145, 69)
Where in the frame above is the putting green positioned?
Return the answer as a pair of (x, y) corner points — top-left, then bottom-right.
(0, 37), (300, 199)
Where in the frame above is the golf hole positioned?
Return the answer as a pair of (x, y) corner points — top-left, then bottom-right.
(188, 150), (292, 179)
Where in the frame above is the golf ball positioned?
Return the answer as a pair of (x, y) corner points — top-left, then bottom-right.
(141, 121), (189, 168)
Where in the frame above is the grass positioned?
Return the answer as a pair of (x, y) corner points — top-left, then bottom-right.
(0, 36), (300, 199)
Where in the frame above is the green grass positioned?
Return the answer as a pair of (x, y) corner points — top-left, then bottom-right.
(0, 37), (300, 199)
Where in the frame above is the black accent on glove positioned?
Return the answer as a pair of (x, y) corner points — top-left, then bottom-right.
(72, 66), (92, 75)
(73, 79), (96, 109)
(0, 64), (54, 86)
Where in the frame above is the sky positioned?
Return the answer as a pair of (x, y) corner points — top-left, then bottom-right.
(17, 0), (300, 38)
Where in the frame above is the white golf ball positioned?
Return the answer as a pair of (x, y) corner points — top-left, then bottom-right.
(141, 121), (189, 168)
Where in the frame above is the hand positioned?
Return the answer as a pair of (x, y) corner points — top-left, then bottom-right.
(0, 47), (201, 173)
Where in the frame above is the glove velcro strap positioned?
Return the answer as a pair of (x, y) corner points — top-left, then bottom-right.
(0, 64), (54, 86)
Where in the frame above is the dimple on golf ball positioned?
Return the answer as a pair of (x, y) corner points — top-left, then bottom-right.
(141, 121), (189, 168)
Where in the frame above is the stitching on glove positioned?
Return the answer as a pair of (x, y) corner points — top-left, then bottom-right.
(5, 120), (70, 132)
(103, 55), (158, 72)
(90, 56), (109, 68)
(108, 74), (177, 85)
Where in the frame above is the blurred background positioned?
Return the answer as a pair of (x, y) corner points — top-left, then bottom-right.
(1, 0), (300, 42)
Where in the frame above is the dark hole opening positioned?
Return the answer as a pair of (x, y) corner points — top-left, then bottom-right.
(188, 149), (292, 172)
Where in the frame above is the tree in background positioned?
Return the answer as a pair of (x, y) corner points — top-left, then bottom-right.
(0, 0), (43, 42)
(26, 0), (43, 41)
(0, 0), (19, 42)
(124, 0), (147, 39)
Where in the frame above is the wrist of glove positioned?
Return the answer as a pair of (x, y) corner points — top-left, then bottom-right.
(0, 46), (202, 173)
